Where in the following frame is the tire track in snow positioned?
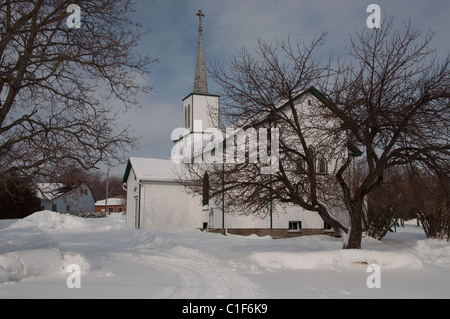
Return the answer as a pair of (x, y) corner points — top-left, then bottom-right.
(109, 245), (261, 299)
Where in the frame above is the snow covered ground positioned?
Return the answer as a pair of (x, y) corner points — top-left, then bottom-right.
(0, 211), (449, 299)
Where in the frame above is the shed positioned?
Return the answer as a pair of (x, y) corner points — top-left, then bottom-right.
(122, 157), (206, 229)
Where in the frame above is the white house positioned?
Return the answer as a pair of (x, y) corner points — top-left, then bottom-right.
(37, 182), (95, 214)
(122, 11), (345, 237)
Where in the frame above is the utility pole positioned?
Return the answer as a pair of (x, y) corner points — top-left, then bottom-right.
(105, 163), (110, 214)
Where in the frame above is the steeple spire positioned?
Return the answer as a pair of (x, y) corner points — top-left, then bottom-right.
(193, 10), (208, 94)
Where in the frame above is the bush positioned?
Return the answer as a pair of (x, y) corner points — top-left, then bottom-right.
(0, 176), (41, 219)
(71, 212), (107, 218)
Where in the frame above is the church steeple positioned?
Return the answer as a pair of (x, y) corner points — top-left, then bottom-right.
(179, 10), (219, 137)
(193, 10), (208, 94)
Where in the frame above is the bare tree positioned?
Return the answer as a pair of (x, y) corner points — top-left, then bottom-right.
(0, 172), (41, 219)
(322, 18), (449, 248)
(403, 166), (449, 240)
(0, 0), (155, 183)
(363, 166), (411, 240)
(179, 18), (449, 249)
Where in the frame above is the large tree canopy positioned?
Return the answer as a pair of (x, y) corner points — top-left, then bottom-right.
(0, 0), (155, 181)
(322, 19), (449, 247)
(179, 18), (449, 249)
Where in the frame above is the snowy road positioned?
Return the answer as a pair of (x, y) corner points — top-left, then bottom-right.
(106, 248), (259, 299)
(98, 229), (261, 299)
(0, 213), (261, 298)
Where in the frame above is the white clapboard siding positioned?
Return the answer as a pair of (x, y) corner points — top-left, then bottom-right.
(125, 167), (139, 228)
(125, 157), (327, 230)
(125, 158), (207, 229)
(209, 203), (324, 230)
(140, 181), (205, 228)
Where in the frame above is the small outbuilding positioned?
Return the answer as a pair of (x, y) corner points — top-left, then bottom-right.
(122, 157), (206, 229)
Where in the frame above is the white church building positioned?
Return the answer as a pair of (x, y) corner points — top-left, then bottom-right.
(122, 10), (346, 237)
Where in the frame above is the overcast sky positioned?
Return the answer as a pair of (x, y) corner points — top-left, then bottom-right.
(112, 0), (449, 176)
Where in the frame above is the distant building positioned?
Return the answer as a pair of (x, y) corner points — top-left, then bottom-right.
(37, 182), (95, 214)
(95, 198), (126, 214)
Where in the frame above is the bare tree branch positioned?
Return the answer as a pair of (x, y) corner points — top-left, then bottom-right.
(0, 0), (156, 182)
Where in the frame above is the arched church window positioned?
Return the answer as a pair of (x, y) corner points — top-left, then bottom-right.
(296, 157), (305, 173)
(187, 104), (191, 129)
(318, 157), (328, 174)
(308, 146), (315, 159)
(307, 145), (316, 170)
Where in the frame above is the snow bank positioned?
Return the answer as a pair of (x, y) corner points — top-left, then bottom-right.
(413, 239), (450, 269)
(0, 248), (91, 283)
(9, 211), (94, 232)
(250, 249), (423, 270)
(0, 211), (95, 283)
(0, 248), (64, 283)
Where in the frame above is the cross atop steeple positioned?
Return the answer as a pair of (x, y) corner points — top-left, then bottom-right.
(193, 9), (208, 94)
(197, 10), (205, 32)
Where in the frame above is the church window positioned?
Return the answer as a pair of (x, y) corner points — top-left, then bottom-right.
(308, 146), (315, 158)
(187, 104), (191, 129)
(296, 157), (305, 172)
(307, 145), (316, 170)
(318, 157), (328, 174)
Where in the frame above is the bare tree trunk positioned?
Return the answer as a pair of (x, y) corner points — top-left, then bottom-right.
(344, 205), (364, 249)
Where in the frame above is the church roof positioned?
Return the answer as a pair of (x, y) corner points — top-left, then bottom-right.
(193, 10), (208, 94)
(123, 157), (181, 184)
